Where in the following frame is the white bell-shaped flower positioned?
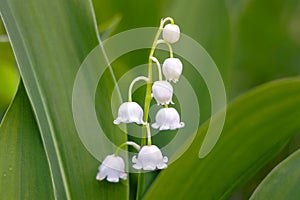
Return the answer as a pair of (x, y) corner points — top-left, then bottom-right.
(162, 58), (183, 83)
(162, 24), (180, 43)
(114, 102), (145, 125)
(132, 145), (168, 171)
(152, 81), (173, 105)
(152, 107), (185, 130)
(96, 154), (127, 183)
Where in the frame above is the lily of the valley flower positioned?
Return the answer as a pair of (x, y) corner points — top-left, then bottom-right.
(152, 107), (185, 130)
(162, 58), (183, 83)
(162, 23), (180, 44)
(132, 145), (168, 170)
(96, 154), (127, 183)
(114, 102), (145, 125)
(152, 81), (174, 105)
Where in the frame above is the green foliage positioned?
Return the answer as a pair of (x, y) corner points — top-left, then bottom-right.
(144, 78), (300, 199)
(0, 0), (127, 199)
(250, 148), (300, 200)
(0, 83), (54, 199)
(0, 0), (300, 199)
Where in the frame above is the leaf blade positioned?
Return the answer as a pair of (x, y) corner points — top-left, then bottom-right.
(0, 83), (54, 199)
(144, 78), (300, 200)
(0, 0), (127, 199)
(250, 148), (300, 200)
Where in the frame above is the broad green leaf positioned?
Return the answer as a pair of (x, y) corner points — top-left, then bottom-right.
(0, 83), (54, 199)
(250, 148), (300, 200)
(0, 0), (127, 199)
(144, 78), (300, 200)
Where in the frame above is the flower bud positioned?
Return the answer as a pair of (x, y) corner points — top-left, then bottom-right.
(152, 107), (185, 130)
(162, 24), (180, 43)
(162, 58), (183, 83)
(96, 154), (127, 182)
(152, 81), (173, 105)
(132, 145), (168, 171)
(114, 102), (145, 125)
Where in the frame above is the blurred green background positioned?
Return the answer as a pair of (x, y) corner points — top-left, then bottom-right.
(0, 0), (299, 198)
(2, 0), (300, 119)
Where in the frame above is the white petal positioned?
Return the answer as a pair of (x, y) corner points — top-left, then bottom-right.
(143, 164), (156, 171)
(132, 156), (142, 169)
(119, 172), (127, 180)
(107, 174), (120, 183)
(157, 163), (168, 169)
(132, 155), (138, 163)
(96, 171), (106, 180)
(113, 118), (121, 125)
(159, 125), (170, 131)
(151, 123), (160, 129)
(163, 156), (168, 163)
(133, 164), (142, 170)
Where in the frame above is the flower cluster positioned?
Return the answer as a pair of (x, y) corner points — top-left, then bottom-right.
(96, 17), (184, 183)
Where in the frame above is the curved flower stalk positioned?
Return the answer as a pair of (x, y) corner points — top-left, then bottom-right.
(132, 145), (168, 171)
(152, 107), (185, 130)
(113, 76), (148, 125)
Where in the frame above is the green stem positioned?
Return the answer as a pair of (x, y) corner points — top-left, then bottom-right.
(150, 56), (162, 81)
(128, 76), (149, 102)
(162, 17), (174, 25)
(146, 123), (152, 146)
(157, 39), (174, 58)
(143, 17), (172, 128)
(114, 141), (140, 156)
(137, 17), (175, 200)
(136, 173), (145, 200)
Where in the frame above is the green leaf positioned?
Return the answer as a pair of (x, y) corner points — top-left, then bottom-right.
(144, 78), (300, 200)
(0, 0), (127, 199)
(250, 148), (300, 200)
(0, 83), (54, 199)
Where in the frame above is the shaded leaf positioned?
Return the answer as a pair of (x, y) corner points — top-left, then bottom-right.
(144, 78), (300, 200)
(0, 83), (54, 199)
(0, 0), (127, 199)
(250, 148), (300, 200)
